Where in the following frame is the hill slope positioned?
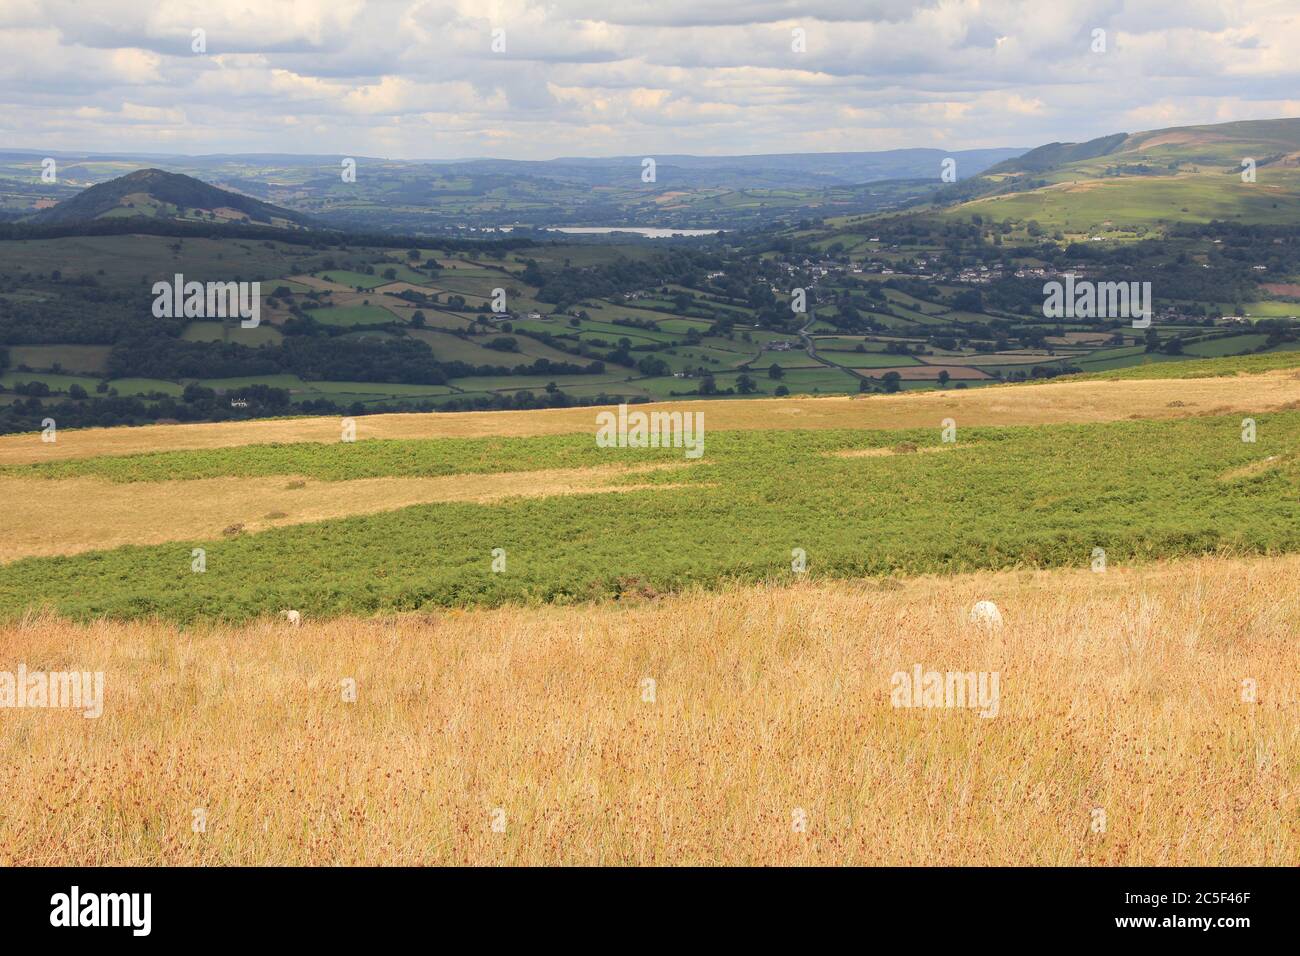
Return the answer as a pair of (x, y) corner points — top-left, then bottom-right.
(31, 168), (314, 228)
(948, 117), (1300, 234)
(982, 132), (1130, 175)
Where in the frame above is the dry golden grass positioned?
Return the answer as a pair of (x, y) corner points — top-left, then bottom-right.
(832, 444), (952, 458)
(0, 464), (689, 563)
(2, 552), (1294, 865)
(1217, 453), (1289, 483)
(5, 371), (1300, 466)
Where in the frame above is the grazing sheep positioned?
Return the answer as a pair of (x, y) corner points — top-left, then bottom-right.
(969, 601), (1003, 629)
(284, 610), (301, 627)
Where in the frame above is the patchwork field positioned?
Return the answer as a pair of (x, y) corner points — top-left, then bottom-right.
(6, 226), (1294, 421)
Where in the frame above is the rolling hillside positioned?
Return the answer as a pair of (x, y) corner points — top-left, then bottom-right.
(948, 117), (1300, 235)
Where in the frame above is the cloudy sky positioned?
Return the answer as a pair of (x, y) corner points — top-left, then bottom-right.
(2, 0), (1299, 159)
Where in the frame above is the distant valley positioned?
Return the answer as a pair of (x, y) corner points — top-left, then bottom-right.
(0, 146), (1024, 233)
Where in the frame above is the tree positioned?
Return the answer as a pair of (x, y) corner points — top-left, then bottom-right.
(881, 371), (902, 393)
(768, 363), (784, 380)
(637, 355), (669, 377)
(411, 311), (426, 328)
(737, 373), (757, 394)
(937, 370), (950, 386)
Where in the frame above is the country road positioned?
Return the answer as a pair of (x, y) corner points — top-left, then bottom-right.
(797, 312), (871, 383)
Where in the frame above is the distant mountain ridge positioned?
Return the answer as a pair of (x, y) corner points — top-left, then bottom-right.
(433, 148), (1027, 186)
(0, 147), (1027, 233)
(983, 118), (1300, 179)
(1, 147), (1026, 187)
(18, 118), (1300, 237)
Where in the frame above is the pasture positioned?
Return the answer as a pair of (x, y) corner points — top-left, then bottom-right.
(1, 551), (1294, 864)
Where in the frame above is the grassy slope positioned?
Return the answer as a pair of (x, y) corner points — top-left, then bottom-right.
(4, 551), (1293, 864)
(949, 117), (1300, 232)
(959, 171), (1300, 232)
(3, 410), (1300, 621)
(1066, 349), (1300, 381)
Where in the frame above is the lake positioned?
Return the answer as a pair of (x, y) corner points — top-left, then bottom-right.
(493, 226), (724, 238)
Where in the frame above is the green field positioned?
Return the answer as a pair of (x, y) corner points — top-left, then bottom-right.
(109, 377), (186, 397)
(756, 366), (862, 393)
(308, 304), (399, 326)
(1234, 301), (1300, 319)
(1181, 334), (1271, 357)
(196, 375), (454, 402)
(826, 351), (921, 368)
(6, 344), (112, 374)
(1, 371), (100, 393)
(317, 270), (391, 290)
(1073, 347), (1184, 371)
(4, 410), (1300, 622)
(447, 372), (629, 392)
(182, 321), (285, 345)
(0, 372), (182, 396)
(374, 263), (434, 285)
(406, 328), (581, 366)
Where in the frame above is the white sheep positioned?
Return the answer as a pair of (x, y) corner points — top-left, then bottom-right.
(969, 601), (1003, 629)
(284, 609), (301, 627)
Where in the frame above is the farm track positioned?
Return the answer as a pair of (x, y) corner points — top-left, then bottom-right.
(798, 312), (871, 384)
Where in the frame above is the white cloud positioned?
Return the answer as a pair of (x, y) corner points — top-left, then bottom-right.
(1, 0), (1298, 158)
